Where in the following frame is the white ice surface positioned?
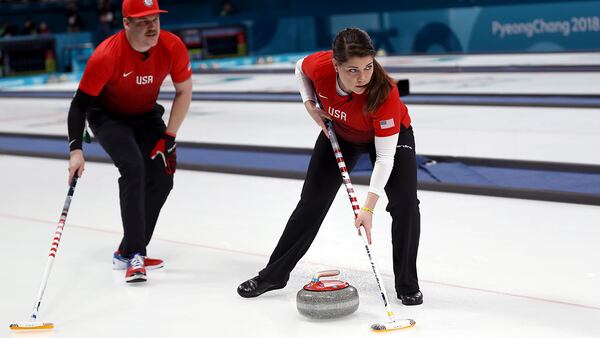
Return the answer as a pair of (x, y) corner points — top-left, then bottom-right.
(5, 52), (600, 95)
(10, 71), (600, 96)
(1, 98), (599, 165)
(1, 156), (599, 338)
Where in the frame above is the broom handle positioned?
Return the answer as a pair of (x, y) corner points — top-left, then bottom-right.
(325, 121), (396, 322)
(30, 176), (78, 321)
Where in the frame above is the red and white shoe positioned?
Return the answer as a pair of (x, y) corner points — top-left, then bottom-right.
(125, 253), (146, 283)
(113, 251), (164, 270)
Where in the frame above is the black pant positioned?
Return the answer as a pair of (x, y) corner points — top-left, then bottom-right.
(259, 127), (421, 295)
(87, 104), (173, 257)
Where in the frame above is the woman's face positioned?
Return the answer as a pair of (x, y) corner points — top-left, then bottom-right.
(333, 55), (374, 95)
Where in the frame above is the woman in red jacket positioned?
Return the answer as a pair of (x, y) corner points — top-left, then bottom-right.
(238, 28), (422, 305)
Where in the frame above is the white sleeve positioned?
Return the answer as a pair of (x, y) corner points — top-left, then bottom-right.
(368, 133), (399, 197)
(295, 58), (317, 103)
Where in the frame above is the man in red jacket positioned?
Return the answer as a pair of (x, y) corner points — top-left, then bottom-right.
(67, 0), (193, 283)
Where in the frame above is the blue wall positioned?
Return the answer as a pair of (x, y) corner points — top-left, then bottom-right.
(1, 0), (600, 55)
(156, 0), (600, 54)
(226, 0), (600, 54)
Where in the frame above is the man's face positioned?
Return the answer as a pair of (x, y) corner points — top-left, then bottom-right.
(124, 14), (160, 51)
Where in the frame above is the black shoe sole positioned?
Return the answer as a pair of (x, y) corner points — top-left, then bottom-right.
(398, 291), (423, 305)
(401, 298), (423, 306)
(237, 283), (286, 298)
(126, 273), (147, 283)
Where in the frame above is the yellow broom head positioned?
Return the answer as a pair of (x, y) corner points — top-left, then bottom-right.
(371, 318), (416, 332)
(9, 321), (54, 331)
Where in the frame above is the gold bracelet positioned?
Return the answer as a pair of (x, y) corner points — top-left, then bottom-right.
(361, 206), (374, 214)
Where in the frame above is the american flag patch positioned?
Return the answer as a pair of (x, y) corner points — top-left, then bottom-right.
(379, 118), (395, 129)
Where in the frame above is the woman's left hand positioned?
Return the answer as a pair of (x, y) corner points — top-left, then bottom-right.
(354, 209), (373, 245)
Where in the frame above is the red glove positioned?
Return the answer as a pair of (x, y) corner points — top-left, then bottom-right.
(150, 132), (177, 175)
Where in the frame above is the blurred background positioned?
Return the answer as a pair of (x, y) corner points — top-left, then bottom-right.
(0, 2), (599, 337)
(0, 0), (599, 76)
(1, 0), (599, 204)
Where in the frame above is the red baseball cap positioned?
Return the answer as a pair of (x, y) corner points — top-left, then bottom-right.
(122, 0), (168, 18)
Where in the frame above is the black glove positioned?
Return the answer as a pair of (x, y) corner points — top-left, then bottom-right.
(150, 132), (177, 175)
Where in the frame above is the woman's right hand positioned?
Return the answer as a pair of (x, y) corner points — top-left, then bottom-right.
(306, 102), (331, 137)
(68, 149), (85, 185)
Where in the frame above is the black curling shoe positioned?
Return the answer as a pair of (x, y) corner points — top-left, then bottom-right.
(237, 276), (287, 298)
(398, 290), (423, 305)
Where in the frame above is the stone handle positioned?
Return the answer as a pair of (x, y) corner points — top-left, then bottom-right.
(312, 270), (340, 281)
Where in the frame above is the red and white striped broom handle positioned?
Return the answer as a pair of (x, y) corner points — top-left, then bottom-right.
(325, 120), (397, 321)
(30, 175), (78, 321)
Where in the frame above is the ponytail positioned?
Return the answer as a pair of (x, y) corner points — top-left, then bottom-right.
(365, 60), (394, 114)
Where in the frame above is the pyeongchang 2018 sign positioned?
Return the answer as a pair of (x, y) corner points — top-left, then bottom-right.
(492, 16), (600, 39)
(465, 2), (600, 51)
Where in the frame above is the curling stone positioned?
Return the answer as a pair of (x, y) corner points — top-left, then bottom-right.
(296, 270), (359, 319)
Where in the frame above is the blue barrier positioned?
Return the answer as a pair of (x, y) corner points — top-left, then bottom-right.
(1, 133), (599, 205)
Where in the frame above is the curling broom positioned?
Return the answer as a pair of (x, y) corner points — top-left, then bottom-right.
(325, 120), (415, 332)
(9, 175), (78, 331)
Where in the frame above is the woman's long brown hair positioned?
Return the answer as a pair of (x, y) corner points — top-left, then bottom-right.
(332, 27), (394, 114)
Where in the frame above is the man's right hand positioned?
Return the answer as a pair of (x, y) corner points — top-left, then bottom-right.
(150, 132), (177, 175)
(68, 149), (85, 184)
